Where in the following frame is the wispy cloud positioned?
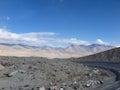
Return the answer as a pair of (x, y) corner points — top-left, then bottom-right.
(0, 28), (110, 47)
(0, 16), (10, 22)
(0, 16), (10, 29)
(0, 28), (56, 46)
(5, 16), (10, 21)
(96, 39), (109, 45)
(57, 38), (90, 45)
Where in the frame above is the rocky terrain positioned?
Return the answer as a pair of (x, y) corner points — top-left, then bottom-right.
(0, 56), (113, 90)
(76, 47), (120, 62)
(0, 43), (113, 58)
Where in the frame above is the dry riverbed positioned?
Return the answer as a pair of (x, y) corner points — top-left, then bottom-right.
(0, 56), (114, 90)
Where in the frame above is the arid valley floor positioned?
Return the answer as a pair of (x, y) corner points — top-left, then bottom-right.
(0, 56), (115, 90)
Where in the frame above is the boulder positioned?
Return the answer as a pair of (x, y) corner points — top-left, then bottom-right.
(39, 86), (45, 90)
(0, 64), (5, 70)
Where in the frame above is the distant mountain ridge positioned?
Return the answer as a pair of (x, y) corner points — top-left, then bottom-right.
(0, 43), (114, 58)
(77, 47), (120, 62)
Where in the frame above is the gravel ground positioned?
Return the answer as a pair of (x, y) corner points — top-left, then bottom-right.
(0, 56), (112, 90)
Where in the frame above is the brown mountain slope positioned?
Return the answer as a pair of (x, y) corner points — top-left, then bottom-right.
(0, 44), (113, 58)
(77, 47), (120, 62)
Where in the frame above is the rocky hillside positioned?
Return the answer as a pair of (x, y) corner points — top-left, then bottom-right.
(0, 43), (113, 58)
(77, 47), (120, 62)
(0, 56), (112, 90)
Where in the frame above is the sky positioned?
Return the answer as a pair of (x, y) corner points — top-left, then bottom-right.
(0, 0), (120, 47)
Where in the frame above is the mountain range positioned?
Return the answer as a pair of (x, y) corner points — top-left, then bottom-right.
(0, 43), (114, 58)
(77, 47), (120, 62)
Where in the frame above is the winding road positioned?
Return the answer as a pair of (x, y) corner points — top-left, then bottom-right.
(78, 61), (120, 90)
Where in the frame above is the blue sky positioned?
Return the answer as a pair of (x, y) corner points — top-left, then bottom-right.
(0, 0), (120, 47)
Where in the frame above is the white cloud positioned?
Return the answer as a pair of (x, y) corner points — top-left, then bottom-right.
(58, 38), (90, 45)
(116, 45), (120, 47)
(0, 16), (10, 21)
(5, 16), (10, 21)
(0, 28), (112, 47)
(0, 28), (91, 47)
(0, 28), (56, 46)
(96, 39), (109, 45)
